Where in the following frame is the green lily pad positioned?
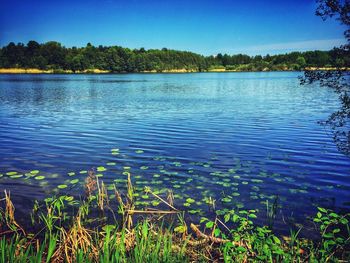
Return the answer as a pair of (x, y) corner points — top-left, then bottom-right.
(70, 179), (79, 184)
(10, 174), (23, 179)
(97, 166), (107, 172)
(186, 198), (195, 204)
(6, 171), (18, 176)
(222, 197), (232, 203)
(57, 184), (68, 189)
(34, 175), (45, 180)
(106, 162), (116, 166)
(151, 200), (160, 206)
(135, 150), (144, 154)
(68, 172), (75, 176)
(188, 209), (200, 214)
(30, 170), (39, 175)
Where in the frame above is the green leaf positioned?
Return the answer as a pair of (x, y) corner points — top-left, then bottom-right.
(272, 236), (281, 244)
(200, 217), (208, 223)
(205, 221), (214, 229)
(340, 218), (349, 225)
(213, 228), (221, 237)
(323, 233), (334, 239)
(317, 207), (327, 213)
(174, 225), (186, 233)
(248, 214), (257, 219)
(329, 212), (339, 218)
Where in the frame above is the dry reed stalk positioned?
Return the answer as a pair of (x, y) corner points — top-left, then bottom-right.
(127, 209), (180, 214)
(190, 223), (231, 244)
(167, 190), (175, 207)
(145, 187), (179, 211)
(96, 179), (108, 211)
(3, 190), (25, 235)
(53, 213), (98, 263)
(85, 170), (97, 197)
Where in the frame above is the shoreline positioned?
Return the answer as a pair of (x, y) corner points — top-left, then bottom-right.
(1, 67), (348, 74)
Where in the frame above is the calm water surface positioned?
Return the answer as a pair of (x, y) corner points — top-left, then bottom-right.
(0, 72), (349, 233)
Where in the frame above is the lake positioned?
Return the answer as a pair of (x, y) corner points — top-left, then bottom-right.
(0, 72), (349, 234)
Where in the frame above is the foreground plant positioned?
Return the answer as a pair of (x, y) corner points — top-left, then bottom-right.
(0, 171), (349, 262)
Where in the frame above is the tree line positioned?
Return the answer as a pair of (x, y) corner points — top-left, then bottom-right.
(0, 40), (348, 72)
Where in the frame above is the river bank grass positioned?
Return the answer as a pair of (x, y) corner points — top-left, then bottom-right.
(1, 170), (349, 262)
(1, 67), (349, 74)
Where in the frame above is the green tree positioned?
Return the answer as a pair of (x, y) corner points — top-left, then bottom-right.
(296, 56), (306, 68)
(301, 0), (350, 155)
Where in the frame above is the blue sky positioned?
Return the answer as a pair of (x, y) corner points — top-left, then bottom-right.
(0, 0), (346, 55)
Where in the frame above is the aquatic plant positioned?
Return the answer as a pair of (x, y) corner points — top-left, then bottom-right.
(0, 171), (349, 262)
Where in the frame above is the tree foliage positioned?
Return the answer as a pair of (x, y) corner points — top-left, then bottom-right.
(0, 41), (347, 73)
(301, 0), (350, 155)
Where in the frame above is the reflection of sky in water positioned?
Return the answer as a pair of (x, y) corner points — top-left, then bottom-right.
(0, 72), (349, 234)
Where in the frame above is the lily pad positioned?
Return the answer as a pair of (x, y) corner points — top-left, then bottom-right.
(222, 197), (232, 203)
(186, 198), (195, 204)
(97, 166), (107, 172)
(6, 171), (18, 176)
(10, 174), (23, 179)
(57, 184), (68, 189)
(70, 179), (79, 184)
(34, 175), (45, 180)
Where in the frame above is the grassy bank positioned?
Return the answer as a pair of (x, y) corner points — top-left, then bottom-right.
(0, 68), (110, 74)
(0, 67), (350, 74)
(0, 170), (349, 262)
(1, 67), (349, 74)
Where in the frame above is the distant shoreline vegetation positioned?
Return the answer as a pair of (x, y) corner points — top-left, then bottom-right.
(0, 41), (349, 74)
